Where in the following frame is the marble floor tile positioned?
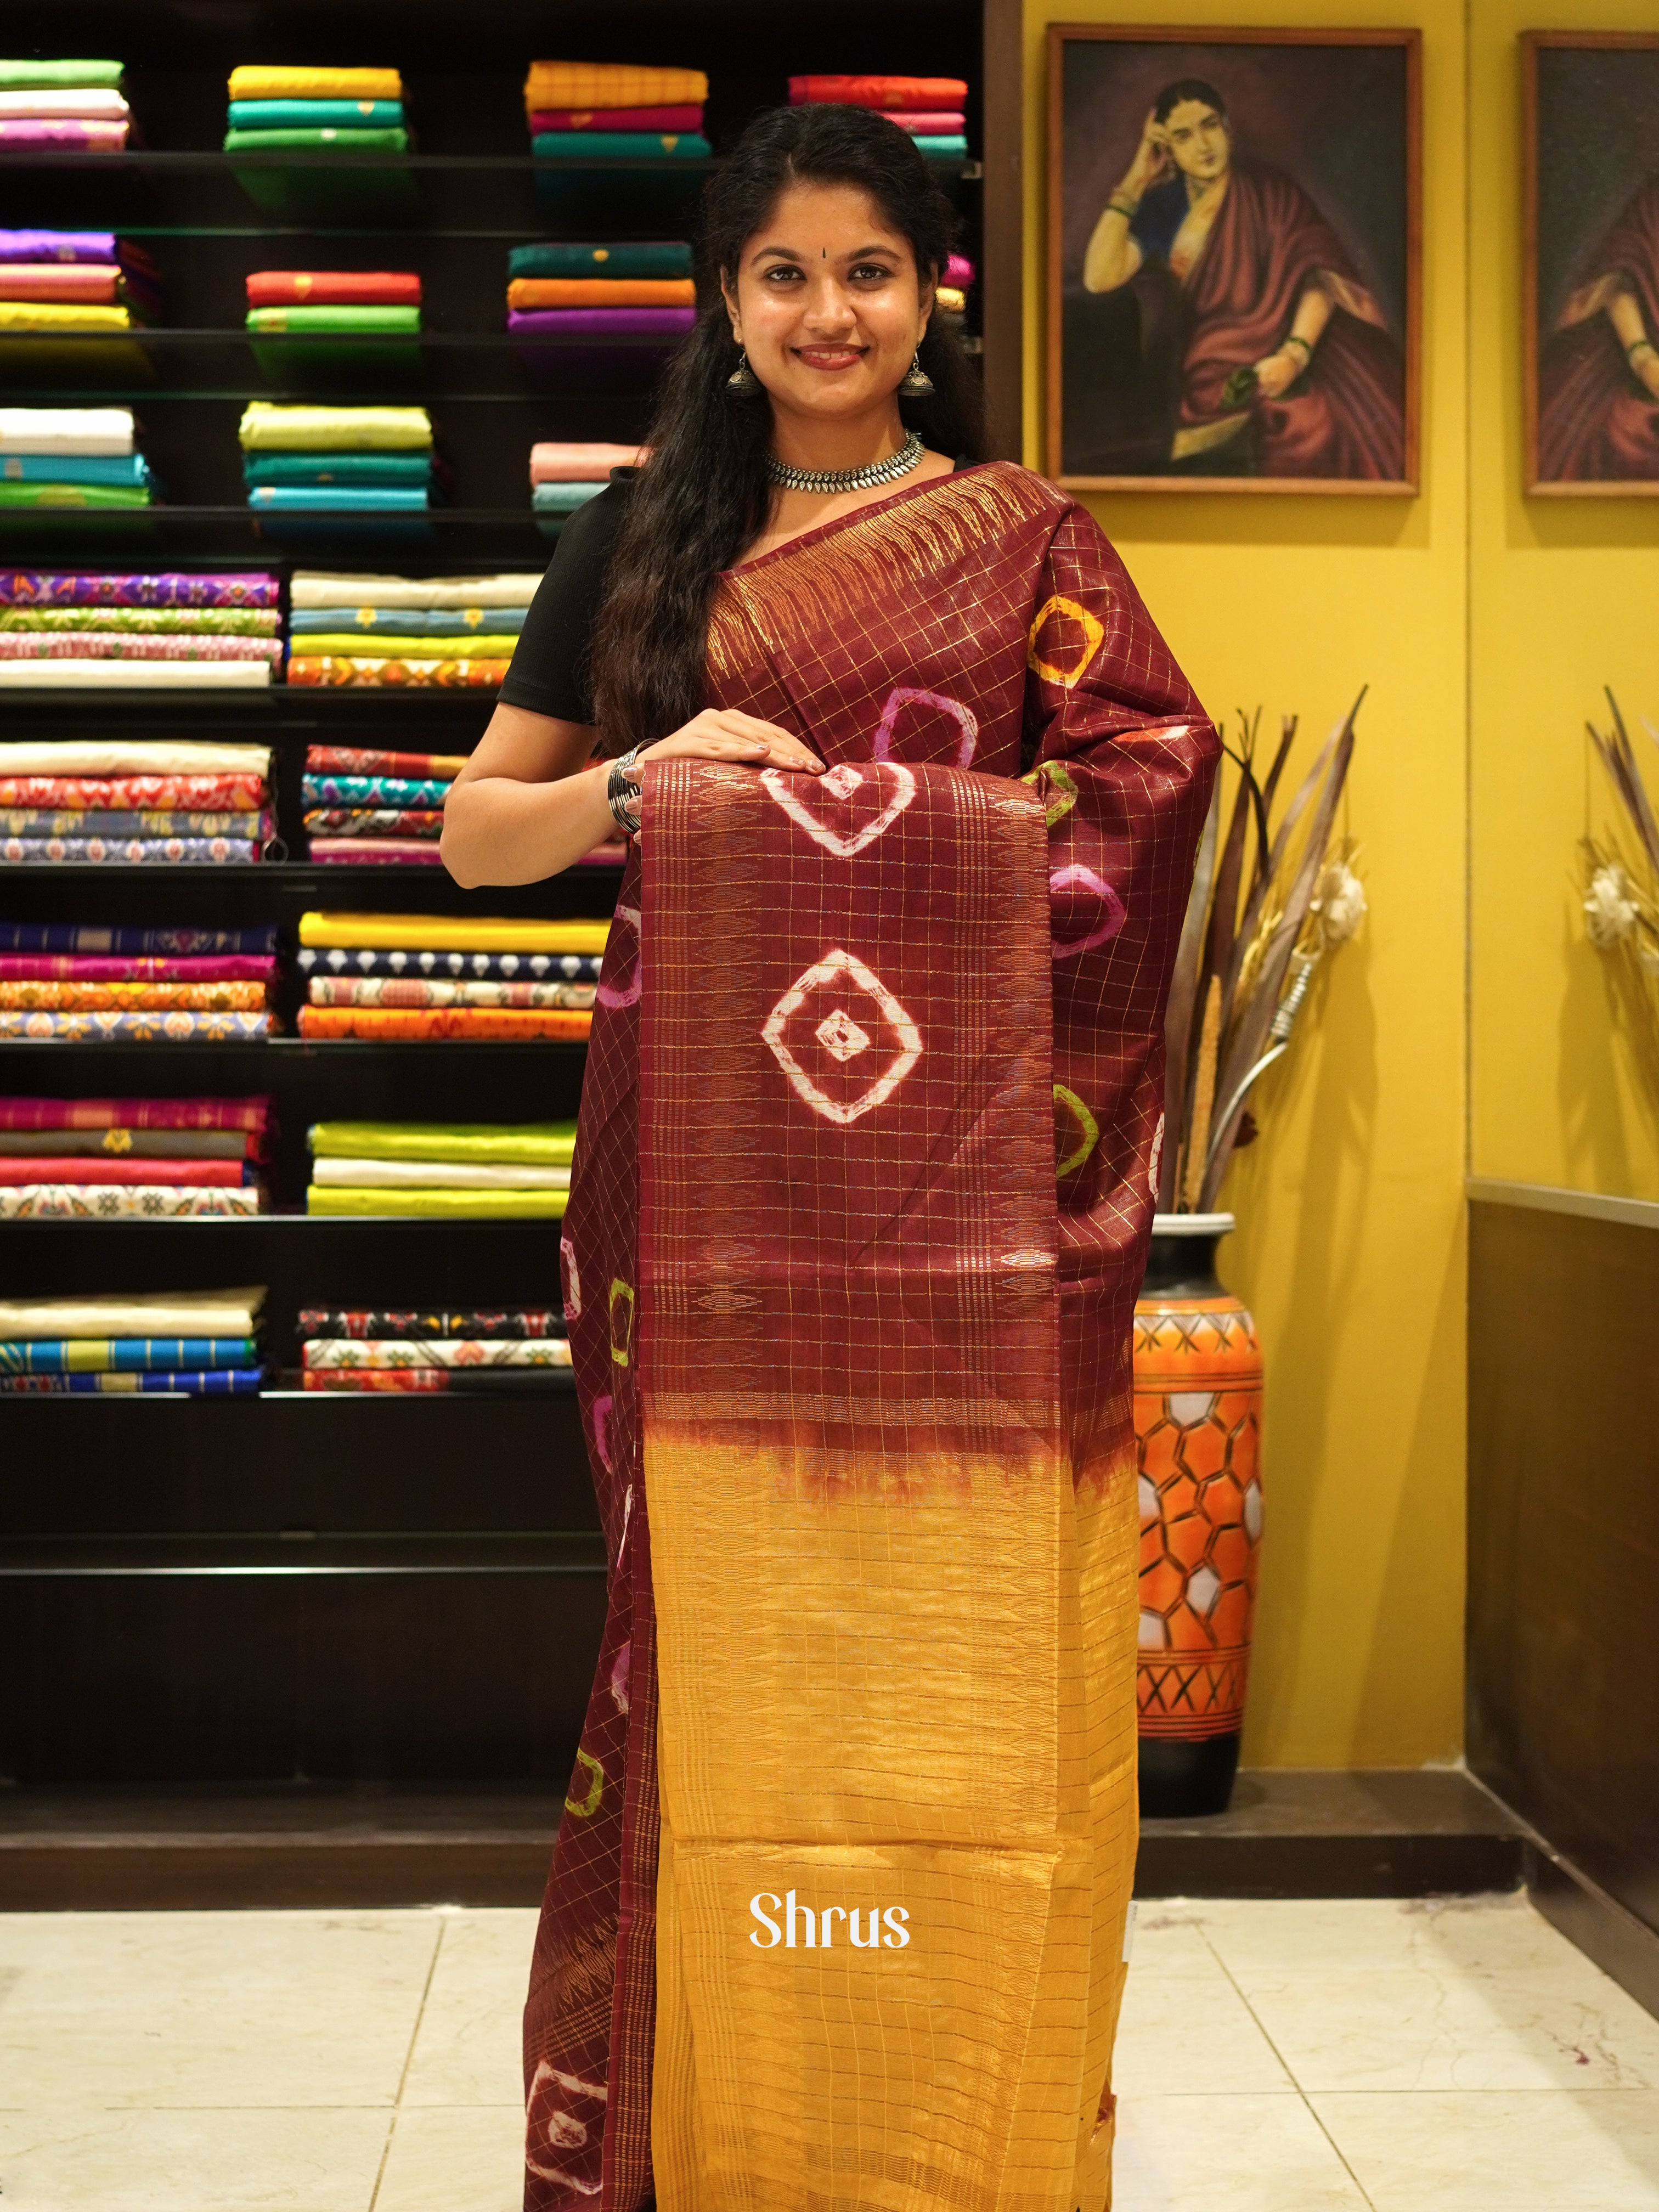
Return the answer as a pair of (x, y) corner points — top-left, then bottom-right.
(1126, 1903), (1229, 1979)
(1114, 1950), (1296, 2098)
(1113, 2090), (1370, 2211)
(374, 2104), (526, 2212)
(400, 1910), (538, 2109)
(1313, 2088), (1659, 2211)
(0, 2105), (388, 2212)
(0, 1909), (438, 2110)
(1194, 1892), (1584, 1979)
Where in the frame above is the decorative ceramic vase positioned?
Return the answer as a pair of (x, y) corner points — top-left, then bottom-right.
(1133, 1212), (1264, 1818)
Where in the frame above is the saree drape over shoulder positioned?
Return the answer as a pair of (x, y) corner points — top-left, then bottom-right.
(524, 460), (1216, 2212)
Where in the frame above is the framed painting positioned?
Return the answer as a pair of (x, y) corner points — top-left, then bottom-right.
(1525, 32), (1659, 496)
(1046, 26), (1420, 493)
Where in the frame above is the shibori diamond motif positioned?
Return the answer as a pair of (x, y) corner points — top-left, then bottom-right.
(763, 947), (922, 1124)
(760, 759), (917, 859)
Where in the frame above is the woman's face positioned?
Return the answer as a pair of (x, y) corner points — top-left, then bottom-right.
(723, 180), (932, 422)
(1161, 100), (1230, 184)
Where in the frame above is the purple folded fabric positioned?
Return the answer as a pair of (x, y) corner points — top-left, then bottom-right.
(0, 572), (280, 609)
(0, 230), (116, 264)
(0, 121), (127, 149)
(507, 307), (696, 337)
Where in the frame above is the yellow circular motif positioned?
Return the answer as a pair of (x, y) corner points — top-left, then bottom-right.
(1027, 595), (1106, 690)
(565, 1749), (603, 1818)
(1054, 1083), (1100, 1180)
(608, 1278), (635, 1367)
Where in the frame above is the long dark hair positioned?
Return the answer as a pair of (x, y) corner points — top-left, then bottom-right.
(591, 104), (986, 753)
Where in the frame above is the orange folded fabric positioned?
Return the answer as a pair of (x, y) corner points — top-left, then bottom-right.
(298, 1005), (593, 1042)
(524, 61), (708, 112)
(507, 278), (695, 310)
(286, 657), (511, 689)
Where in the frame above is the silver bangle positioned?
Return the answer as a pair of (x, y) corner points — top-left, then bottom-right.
(607, 748), (642, 836)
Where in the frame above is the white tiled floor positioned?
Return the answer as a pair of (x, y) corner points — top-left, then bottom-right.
(2, 1893), (1657, 2208)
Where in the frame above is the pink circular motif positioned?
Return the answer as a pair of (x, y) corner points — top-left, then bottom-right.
(1049, 864), (1126, 959)
(591, 1392), (614, 1473)
(872, 686), (978, 768)
(596, 904), (641, 1009)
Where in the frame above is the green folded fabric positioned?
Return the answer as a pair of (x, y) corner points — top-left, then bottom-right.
(308, 1186), (569, 1218)
(224, 127), (410, 153)
(309, 1120), (577, 1165)
(532, 481), (607, 513)
(0, 482), (150, 509)
(0, 60), (123, 88)
(228, 99), (404, 129)
(507, 240), (692, 280)
(246, 305), (421, 334)
(531, 132), (710, 161)
(239, 402), (431, 450)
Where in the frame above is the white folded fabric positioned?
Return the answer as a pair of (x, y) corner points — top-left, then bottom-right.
(0, 407), (135, 456)
(309, 1156), (572, 1189)
(0, 661), (271, 689)
(0, 1286), (266, 1339)
(289, 572), (541, 610)
(304, 1337), (572, 1368)
(0, 739), (271, 774)
(0, 90), (131, 119)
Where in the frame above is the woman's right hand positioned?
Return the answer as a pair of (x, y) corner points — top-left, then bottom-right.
(1118, 109), (1172, 200)
(624, 708), (824, 781)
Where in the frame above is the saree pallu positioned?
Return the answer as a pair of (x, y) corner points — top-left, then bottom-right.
(297, 1004), (591, 1042)
(0, 837), (260, 865)
(0, 1184), (262, 1217)
(0, 1009), (270, 1040)
(297, 1307), (565, 1337)
(0, 776), (266, 810)
(0, 572), (278, 607)
(287, 655), (511, 689)
(526, 461), (1216, 2212)
(0, 981), (267, 1012)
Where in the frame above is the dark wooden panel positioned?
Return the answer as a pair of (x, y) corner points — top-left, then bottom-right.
(1468, 1198), (1659, 1940)
(980, 0), (1024, 457)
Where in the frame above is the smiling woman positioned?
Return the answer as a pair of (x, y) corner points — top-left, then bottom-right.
(442, 104), (1217, 2212)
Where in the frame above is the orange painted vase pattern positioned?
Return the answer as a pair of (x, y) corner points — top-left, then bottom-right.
(1133, 1250), (1263, 1815)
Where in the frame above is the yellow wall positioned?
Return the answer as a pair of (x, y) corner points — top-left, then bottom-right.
(1023, 0), (1468, 1765)
(1469, 0), (1659, 1200)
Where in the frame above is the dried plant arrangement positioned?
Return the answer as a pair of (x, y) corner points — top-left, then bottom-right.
(1580, 689), (1659, 1081)
(1158, 695), (1368, 1215)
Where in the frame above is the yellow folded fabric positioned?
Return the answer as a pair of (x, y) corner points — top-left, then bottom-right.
(0, 303), (133, 330)
(228, 65), (402, 100)
(298, 911), (612, 953)
(307, 1185), (568, 1218)
(524, 61), (707, 109)
(238, 402), (432, 452)
(294, 634), (521, 661)
(309, 1120), (578, 1166)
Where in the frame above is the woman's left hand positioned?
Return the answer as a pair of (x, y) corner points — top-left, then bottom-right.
(1252, 347), (1302, 400)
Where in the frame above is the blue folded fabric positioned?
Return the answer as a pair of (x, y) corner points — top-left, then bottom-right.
(507, 240), (693, 279)
(0, 1369), (264, 1395)
(247, 487), (431, 511)
(0, 1338), (258, 1373)
(227, 99), (405, 128)
(914, 136), (970, 157)
(531, 131), (711, 161)
(290, 606), (527, 636)
(243, 453), (432, 487)
(532, 481), (608, 513)
(0, 453), (151, 487)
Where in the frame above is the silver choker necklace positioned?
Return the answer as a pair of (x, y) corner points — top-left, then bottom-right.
(766, 430), (923, 496)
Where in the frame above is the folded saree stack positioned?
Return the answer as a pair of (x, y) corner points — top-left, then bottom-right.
(0, 569), (281, 687)
(524, 61), (709, 161)
(285, 569), (536, 687)
(0, 921), (277, 1039)
(240, 405), (435, 533)
(0, 406), (155, 514)
(507, 230), (695, 388)
(787, 74), (971, 161)
(224, 64), (408, 156)
(301, 742), (462, 864)
(0, 58), (130, 151)
(296, 911), (604, 1039)
(245, 268), (422, 394)
(306, 1119), (577, 1216)
(0, 733), (273, 864)
(529, 438), (645, 529)
(938, 250), (974, 319)
(0, 230), (159, 345)
(0, 1285), (265, 1391)
(0, 1091), (269, 1215)
(297, 1302), (572, 1389)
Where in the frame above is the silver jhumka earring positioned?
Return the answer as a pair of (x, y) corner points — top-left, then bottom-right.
(898, 351), (935, 394)
(726, 348), (760, 393)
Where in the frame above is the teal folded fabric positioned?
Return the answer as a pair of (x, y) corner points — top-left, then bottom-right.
(290, 605), (526, 636)
(532, 481), (607, 513)
(228, 99), (405, 128)
(0, 453), (150, 487)
(248, 487), (430, 511)
(914, 136), (969, 157)
(531, 132), (710, 161)
(244, 453), (431, 487)
(224, 127), (410, 152)
(507, 240), (693, 280)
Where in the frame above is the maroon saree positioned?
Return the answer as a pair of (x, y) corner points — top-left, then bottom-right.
(1537, 174), (1659, 483)
(524, 460), (1216, 2210)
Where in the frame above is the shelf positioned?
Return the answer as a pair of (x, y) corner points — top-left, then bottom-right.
(0, 330), (701, 348)
(0, 150), (978, 178)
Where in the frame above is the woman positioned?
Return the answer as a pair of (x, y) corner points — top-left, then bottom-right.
(443, 103), (1216, 2212)
(1536, 171), (1659, 482)
(1082, 78), (1403, 478)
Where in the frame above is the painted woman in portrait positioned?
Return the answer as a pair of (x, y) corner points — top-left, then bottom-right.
(1081, 78), (1404, 478)
(1536, 172), (1659, 482)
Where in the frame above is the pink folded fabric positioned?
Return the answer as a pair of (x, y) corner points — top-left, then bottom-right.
(945, 253), (975, 288)
(0, 120), (128, 149)
(0, 264), (120, 302)
(307, 837), (445, 865)
(0, 635), (282, 663)
(0, 955), (277, 983)
(881, 111), (966, 134)
(0, 92), (129, 122)
(529, 441), (644, 483)
(528, 104), (702, 133)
